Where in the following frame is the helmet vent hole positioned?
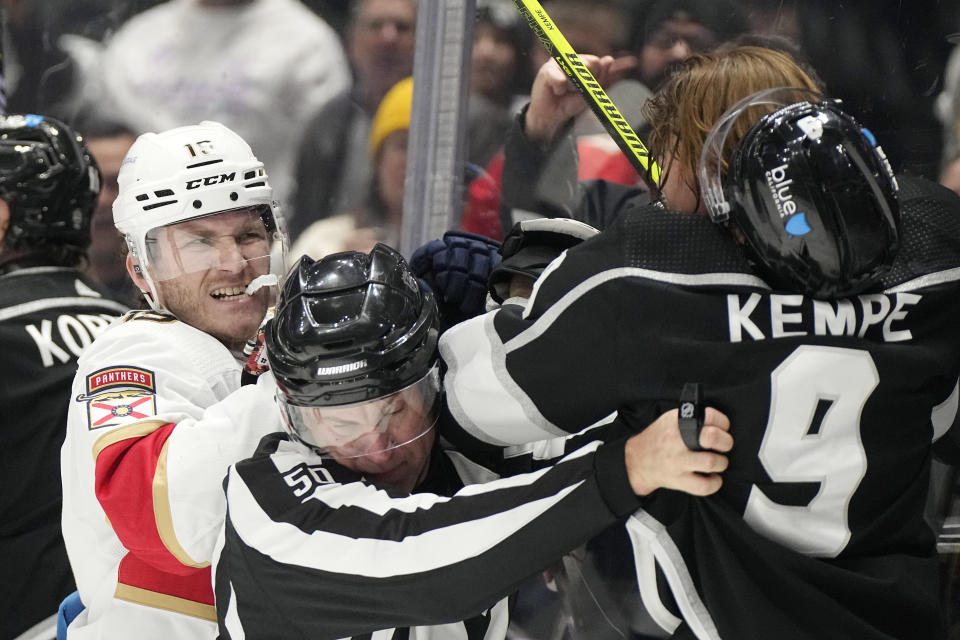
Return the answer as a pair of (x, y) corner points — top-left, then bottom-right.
(185, 159), (223, 169)
(143, 200), (177, 211)
(135, 194), (149, 201)
(192, 200), (202, 209)
(229, 192), (239, 201)
(245, 181), (266, 189)
(155, 189), (174, 197)
(244, 170), (256, 180)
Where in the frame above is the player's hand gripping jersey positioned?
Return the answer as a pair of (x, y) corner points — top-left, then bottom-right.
(441, 176), (960, 639)
(61, 311), (281, 639)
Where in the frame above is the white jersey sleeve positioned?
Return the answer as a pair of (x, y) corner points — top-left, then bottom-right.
(61, 311), (283, 638)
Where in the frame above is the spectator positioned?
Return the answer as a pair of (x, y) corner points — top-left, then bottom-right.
(461, 0), (650, 240)
(442, 46), (960, 639)
(464, 0), (532, 171)
(289, 0), (417, 241)
(78, 119), (140, 307)
(89, 0), (350, 228)
(60, 121), (285, 638)
(745, 0), (952, 177)
(471, 0), (530, 112)
(1, 1), (84, 118)
(214, 244), (733, 638)
(290, 76), (412, 260)
(937, 43), (960, 195)
(631, 0), (750, 89)
(0, 114), (128, 640)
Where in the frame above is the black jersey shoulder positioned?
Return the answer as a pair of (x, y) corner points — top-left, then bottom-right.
(0, 267), (119, 308)
(0, 267), (128, 321)
(881, 174), (960, 289)
(560, 203), (755, 279)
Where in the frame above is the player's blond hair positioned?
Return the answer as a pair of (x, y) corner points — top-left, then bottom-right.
(644, 46), (821, 210)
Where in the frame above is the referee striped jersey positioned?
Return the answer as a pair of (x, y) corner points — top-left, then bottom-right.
(214, 420), (641, 640)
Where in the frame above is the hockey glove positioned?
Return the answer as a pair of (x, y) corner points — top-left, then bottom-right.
(240, 310), (274, 386)
(489, 217), (599, 304)
(410, 230), (502, 326)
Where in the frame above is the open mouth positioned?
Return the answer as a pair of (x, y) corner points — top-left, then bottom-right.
(210, 286), (248, 301)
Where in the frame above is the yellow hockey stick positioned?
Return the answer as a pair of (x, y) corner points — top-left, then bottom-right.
(513, 0), (662, 191)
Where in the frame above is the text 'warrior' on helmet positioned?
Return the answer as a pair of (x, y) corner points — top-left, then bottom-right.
(0, 114), (100, 250)
(699, 88), (900, 299)
(113, 121), (286, 308)
(267, 244), (440, 408)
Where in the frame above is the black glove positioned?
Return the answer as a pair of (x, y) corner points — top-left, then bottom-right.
(489, 217), (599, 303)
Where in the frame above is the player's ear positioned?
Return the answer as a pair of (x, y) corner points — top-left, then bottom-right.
(125, 253), (150, 293)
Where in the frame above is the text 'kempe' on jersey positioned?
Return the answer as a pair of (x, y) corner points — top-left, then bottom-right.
(726, 291), (920, 343)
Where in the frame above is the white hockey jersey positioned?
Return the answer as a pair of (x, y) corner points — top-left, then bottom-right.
(61, 310), (282, 639)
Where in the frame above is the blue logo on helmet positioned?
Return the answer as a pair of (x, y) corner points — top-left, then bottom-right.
(785, 212), (812, 236)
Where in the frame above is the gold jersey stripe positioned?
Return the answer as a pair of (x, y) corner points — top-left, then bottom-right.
(153, 437), (210, 568)
(91, 419), (171, 460)
(114, 583), (216, 622)
(92, 419), (210, 568)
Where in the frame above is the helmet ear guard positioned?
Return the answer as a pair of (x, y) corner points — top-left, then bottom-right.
(698, 88), (901, 298)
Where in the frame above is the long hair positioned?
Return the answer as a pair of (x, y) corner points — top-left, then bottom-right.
(644, 46), (821, 208)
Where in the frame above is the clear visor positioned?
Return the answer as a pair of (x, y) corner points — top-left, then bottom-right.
(279, 367), (441, 460)
(698, 87), (824, 223)
(144, 206), (276, 282)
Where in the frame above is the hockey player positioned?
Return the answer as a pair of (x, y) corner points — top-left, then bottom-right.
(442, 47), (960, 639)
(60, 121), (287, 638)
(214, 243), (734, 639)
(0, 115), (128, 640)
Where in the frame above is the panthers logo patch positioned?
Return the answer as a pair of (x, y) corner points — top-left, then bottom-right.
(78, 366), (158, 430)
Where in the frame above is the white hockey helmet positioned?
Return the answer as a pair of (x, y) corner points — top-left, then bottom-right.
(113, 121), (288, 309)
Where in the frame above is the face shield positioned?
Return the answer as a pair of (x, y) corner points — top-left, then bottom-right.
(698, 87), (825, 224)
(142, 205), (278, 287)
(278, 366), (441, 460)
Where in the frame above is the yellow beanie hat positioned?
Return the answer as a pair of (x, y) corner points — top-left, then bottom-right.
(368, 76), (414, 159)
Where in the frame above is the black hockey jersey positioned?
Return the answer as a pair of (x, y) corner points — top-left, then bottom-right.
(0, 266), (128, 639)
(442, 175), (960, 639)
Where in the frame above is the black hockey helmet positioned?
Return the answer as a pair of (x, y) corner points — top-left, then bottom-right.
(0, 114), (101, 250)
(266, 244), (441, 456)
(699, 88), (900, 299)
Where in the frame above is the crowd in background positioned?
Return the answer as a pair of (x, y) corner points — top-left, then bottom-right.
(5, 0), (960, 268)
(5, 1), (960, 639)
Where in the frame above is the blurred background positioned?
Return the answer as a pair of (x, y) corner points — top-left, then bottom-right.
(8, 0), (960, 636)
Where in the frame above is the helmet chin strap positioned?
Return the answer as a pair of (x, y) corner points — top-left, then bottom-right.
(140, 271), (168, 313)
(129, 255), (169, 313)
